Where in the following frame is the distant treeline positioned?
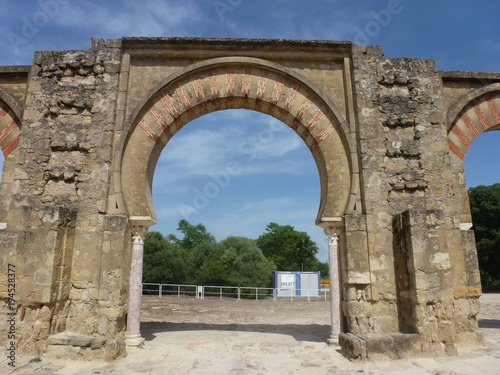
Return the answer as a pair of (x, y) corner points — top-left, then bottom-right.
(143, 220), (329, 288)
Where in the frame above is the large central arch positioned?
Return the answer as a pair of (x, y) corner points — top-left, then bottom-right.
(117, 57), (357, 226)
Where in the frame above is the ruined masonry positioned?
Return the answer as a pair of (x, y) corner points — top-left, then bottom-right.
(0, 38), (499, 360)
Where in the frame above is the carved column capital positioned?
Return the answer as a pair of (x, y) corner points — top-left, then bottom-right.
(129, 216), (155, 238)
(132, 233), (144, 245)
(130, 221), (149, 246)
(324, 227), (340, 246)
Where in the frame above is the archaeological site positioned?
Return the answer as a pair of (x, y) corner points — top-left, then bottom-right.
(0, 37), (499, 360)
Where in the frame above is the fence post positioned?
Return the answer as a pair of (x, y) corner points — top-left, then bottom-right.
(237, 287), (241, 300)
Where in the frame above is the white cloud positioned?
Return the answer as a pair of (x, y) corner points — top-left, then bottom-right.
(153, 110), (315, 188)
(157, 126), (244, 177)
(232, 2), (358, 42)
(203, 196), (322, 240)
(235, 127), (302, 160)
(477, 39), (500, 52)
(238, 157), (316, 177)
(52, 0), (201, 37)
(238, 197), (295, 213)
(156, 205), (197, 218)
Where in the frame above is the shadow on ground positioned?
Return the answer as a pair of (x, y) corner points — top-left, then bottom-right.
(141, 322), (331, 343)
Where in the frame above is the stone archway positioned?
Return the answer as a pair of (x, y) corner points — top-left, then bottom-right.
(117, 56), (356, 345)
(447, 83), (500, 159)
(1, 37), (495, 361)
(118, 57), (357, 224)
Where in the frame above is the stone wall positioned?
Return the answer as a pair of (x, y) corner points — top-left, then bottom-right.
(340, 45), (487, 358)
(0, 38), (129, 359)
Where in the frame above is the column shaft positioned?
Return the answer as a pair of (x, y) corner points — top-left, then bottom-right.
(125, 233), (145, 347)
(326, 228), (341, 345)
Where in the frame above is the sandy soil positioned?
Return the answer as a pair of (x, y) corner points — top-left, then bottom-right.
(6, 293), (500, 374)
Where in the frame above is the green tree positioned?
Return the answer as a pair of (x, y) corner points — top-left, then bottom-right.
(191, 242), (228, 285)
(256, 222), (327, 274)
(220, 236), (276, 287)
(192, 237), (276, 287)
(143, 231), (191, 284)
(469, 183), (500, 287)
(311, 259), (330, 278)
(143, 221), (277, 288)
(168, 219), (216, 250)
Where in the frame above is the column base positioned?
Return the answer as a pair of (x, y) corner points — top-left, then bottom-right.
(125, 334), (145, 348)
(327, 336), (339, 346)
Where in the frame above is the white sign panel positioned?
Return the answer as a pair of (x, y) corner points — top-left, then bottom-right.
(280, 274), (295, 289)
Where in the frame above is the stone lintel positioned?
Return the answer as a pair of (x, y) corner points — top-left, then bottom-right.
(0, 65), (31, 74)
(316, 216), (343, 228)
(439, 70), (500, 82)
(129, 216), (156, 231)
(121, 37), (353, 55)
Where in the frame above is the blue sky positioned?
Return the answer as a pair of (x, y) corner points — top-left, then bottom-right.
(0, 0), (499, 261)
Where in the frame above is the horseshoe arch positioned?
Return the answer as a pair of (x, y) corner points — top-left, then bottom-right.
(117, 57), (357, 226)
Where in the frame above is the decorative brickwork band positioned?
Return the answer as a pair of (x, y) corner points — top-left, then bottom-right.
(0, 100), (22, 157)
(135, 65), (339, 150)
(448, 91), (500, 159)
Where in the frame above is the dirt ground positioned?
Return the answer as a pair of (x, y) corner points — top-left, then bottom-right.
(6, 293), (500, 374)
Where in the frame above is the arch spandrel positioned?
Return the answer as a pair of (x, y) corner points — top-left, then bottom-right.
(447, 84), (500, 160)
(120, 57), (356, 224)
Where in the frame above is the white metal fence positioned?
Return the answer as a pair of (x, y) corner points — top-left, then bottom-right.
(142, 283), (329, 301)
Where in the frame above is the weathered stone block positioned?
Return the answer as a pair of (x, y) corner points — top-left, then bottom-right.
(104, 215), (128, 231)
(393, 333), (421, 358)
(339, 333), (367, 360)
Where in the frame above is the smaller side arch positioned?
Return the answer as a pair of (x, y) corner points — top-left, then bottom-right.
(0, 89), (23, 157)
(447, 83), (500, 160)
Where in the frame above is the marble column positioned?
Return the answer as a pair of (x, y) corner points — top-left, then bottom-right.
(325, 227), (341, 345)
(125, 228), (146, 347)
